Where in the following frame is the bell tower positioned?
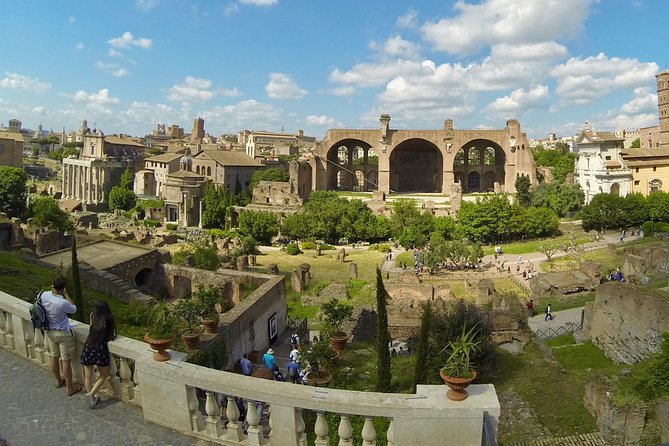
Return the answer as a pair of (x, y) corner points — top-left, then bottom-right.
(657, 70), (669, 148)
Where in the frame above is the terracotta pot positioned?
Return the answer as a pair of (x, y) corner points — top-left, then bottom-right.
(181, 329), (202, 351)
(439, 370), (477, 401)
(144, 333), (174, 362)
(203, 317), (219, 334)
(329, 333), (349, 352)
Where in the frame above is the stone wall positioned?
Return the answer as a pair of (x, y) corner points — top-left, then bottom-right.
(105, 249), (162, 286)
(529, 269), (599, 300)
(582, 281), (669, 364)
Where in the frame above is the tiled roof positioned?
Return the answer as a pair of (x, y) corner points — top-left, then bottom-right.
(621, 147), (669, 158)
(197, 149), (263, 167)
(105, 136), (145, 147)
(146, 152), (182, 163)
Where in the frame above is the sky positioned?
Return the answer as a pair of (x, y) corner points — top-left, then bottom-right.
(0, 0), (667, 140)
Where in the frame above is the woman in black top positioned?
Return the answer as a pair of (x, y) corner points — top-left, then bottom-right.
(81, 300), (117, 408)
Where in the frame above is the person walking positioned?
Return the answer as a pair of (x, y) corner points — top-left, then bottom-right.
(526, 299), (535, 317)
(240, 353), (253, 376)
(290, 333), (300, 351)
(262, 348), (278, 372)
(42, 276), (81, 396)
(289, 346), (300, 364)
(81, 300), (117, 408)
(287, 359), (301, 384)
(545, 304), (554, 321)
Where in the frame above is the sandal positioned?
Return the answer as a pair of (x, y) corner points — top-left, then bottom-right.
(67, 385), (82, 396)
(55, 379), (65, 388)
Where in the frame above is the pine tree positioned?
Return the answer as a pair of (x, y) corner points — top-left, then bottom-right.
(375, 267), (392, 392)
(70, 236), (85, 321)
(412, 302), (432, 392)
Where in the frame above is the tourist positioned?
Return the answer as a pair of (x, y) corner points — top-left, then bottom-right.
(81, 300), (117, 408)
(289, 346), (300, 364)
(287, 358), (301, 384)
(42, 276), (81, 396)
(290, 332), (300, 350)
(545, 304), (554, 321)
(262, 348), (278, 372)
(526, 300), (535, 317)
(240, 353), (253, 376)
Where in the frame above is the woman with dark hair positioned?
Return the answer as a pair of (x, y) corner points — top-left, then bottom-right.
(81, 301), (117, 408)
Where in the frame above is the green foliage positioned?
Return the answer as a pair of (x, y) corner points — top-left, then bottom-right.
(193, 283), (223, 319)
(147, 147), (164, 156)
(237, 210), (279, 245)
(29, 196), (74, 232)
(202, 183), (231, 229)
(208, 228), (235, 239)
(643, 221), (669, 235)
(630, 138), (640, 148)
(515, 174), (532, 207)
(136, 198), (165, 210)
(532, 147), (577, 183)
(581, 193), (650, 231)
(347, 278), (367, 295)
(375, 268), (392, 392)
(302, 338), (336, 372)
(390, 199), (434, 248)
(631, 333), (669, 401)
(120, 168), (134, 190)
(531, 182), (584, 217)
(301, 240), (317, 250)
(440, 324), (482, 378)
(233, 235), (257, 256)
(174, 297), (203, 334)
(0, 167), (28, 218)
(423, 235), (483, 270)
(166, 223), (178, 231)
(249, 168), (289, 191)
(48, 146), (80, 161)
(285, 242), (302, 255)
(413, 302), (432, 392)
(108, 186), (137, 211)
(140, 219), (161, 228)
(647, 191), (669, 223)
(189, 336), (227, 370)
(172, 242), (221, 270)
(147, 302), (176, 339)
(321, 298), (353, 334)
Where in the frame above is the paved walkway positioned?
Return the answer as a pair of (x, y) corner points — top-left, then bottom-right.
(527, 306), (585, 333)
(0, 348), (210, 446)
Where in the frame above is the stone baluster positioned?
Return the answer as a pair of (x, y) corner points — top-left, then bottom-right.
(361, 417), (377, 446)
(132, 364), (141, 403)
(119, 357), (135, 400)
(186, 387), (203, 432)
(296, 408), (307, 446)
(205, 391), (222, 437)
(107, 353), (121, 396)
(0, 311), (7, 345)
(386, 419), (395, 446)
(5, 312), (15, 349)
(338, 415), (353, 446)
(226, 395), (244, 441)
(33, 328), (47, 364)
(245, 400), (264, 446)
(314, 412), (329, 445)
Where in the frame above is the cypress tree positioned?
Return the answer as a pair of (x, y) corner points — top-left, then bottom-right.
(375, 267), (392, 392)
(70, 235), (85, 321)
(412, 301), (432, 392)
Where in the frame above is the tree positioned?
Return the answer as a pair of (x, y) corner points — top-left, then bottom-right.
(108, 186), (137, 211)
(532, 147), (576, 183)
(630, 138), (641, 148)
(515, 174), (532, 207)
(237, 210), (279, 245)
(375, 267), (392, 392)
(531, 182), (584, 217)
(202, 183), (231, 229)
(580, 193), (625, 231)
(647, 191), (669, 223)
(412, 302), (432, 392)
(456, 195), (514, 243)
(390, 199), (434, 248)
(29, 196), (73, 232)
(120, 168), (134, 190)
(0, 167), (28, 218)
(249, 168), (290, 191)
(540, 243), (562, 262)
(69, 236), (85, 321)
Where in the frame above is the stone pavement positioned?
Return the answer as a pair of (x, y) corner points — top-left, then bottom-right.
(527, 307), (585, 334)
(0, 348), (211, 446)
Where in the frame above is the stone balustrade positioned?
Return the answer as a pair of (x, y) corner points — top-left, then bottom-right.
(0, 290), (500, 445)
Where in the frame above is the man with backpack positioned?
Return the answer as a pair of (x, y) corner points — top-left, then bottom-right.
(41, 276), (81, 396)
(287, 358), (301, 384)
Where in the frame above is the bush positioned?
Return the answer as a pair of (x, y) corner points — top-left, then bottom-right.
(320, 244), (335, 250)
(166, 223), (178, 231)
(141, 219), (161, 228)
(347, 279), (367, 295)
(642, 221), (669, 236)
(301, 240), (317, 250)
(632, 333), (669, 401)
(285, 243), (302, 255)
(208, 228), (235, 239)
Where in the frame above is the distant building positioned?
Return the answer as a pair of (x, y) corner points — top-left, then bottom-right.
(573, 128), (631, 203)
(191, 117), (205, 144)
(613, 128), (641, 149)
(134, 152), (183, 197)
(192, 149), (264, 193)
(162, 151), (207, 226)
(0, 131), (24, 167)
(167, 124), (185, 139)
(638, 126), (660, 150)
(7, 119), (21, 133)
(241, 129), (317, 158)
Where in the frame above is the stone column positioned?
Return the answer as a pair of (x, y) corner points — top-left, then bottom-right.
(268, 404), (302, 445)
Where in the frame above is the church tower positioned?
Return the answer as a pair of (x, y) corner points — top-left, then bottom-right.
(657, 70), (669, 149)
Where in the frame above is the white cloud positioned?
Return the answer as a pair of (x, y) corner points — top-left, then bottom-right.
(328, 86), (356, 96)
(0, 72), (51, 92)
(75, 43), (85, 51)
(265, 73), (308, 99)
(68, 16), (76, 24)
(306, 115), (336, 126)
(95, 61), (130, 77)
(219, 87), (242, 97)
(486, 85), (550, 115)
(201, 99), (283, 130)
(73, 88), (120, 105)
(396, 9), (418, 29)
(108, 32), (152, 49)
(122, 101), (176, 124)
(136, 0), (160, 11)
(330, 59), (428, 88)
(621, 87), (657, 114)
(32, 106), (46, 115)
(551, 53), (659, 105)
(239, 0), (278, 5)
(370, 35), (421, 59)
(422, 0), (596, 55)
(108, 48), (123, 57)
(598, 112), (657, 131)
(167, 76), (217, 102)
(224, 3), (240, 16)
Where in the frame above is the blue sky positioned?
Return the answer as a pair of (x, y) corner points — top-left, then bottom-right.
(0, 0), (666, 140)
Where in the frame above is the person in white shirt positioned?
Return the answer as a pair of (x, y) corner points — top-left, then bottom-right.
(289, 347), (300, 364)
(41, 276), (81, 396)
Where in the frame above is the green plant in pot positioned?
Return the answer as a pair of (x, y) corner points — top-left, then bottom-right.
(302, 339), (337, 386)
(194, 283), (223, 334)
(145, 302), (177, 362)
(174, 297), (204, 351)
(321, 298), (353, 352)
(439, 324), (481, 401)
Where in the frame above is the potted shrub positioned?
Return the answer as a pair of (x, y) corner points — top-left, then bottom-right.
(302, 339), (337, 387)
(145, 302), (176, 362)
(174, 298), (203, 351)
(194, 283), (223, 334)
(439, 324), (482, 401)
(321, 298), (353, 352)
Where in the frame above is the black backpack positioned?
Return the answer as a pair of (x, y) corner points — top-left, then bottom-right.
(30, 291), (49, 332)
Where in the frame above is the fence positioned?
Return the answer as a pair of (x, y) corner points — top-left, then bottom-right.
(285, 315), (308, 340)
(536, 321), (583, 340)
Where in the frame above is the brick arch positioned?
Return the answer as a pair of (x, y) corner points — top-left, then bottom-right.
(388, 138), (443, 193)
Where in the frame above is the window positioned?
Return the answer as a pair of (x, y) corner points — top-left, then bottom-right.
(653, 166), (657, 171)
(207, 166), (211, 176)
(634, 180), (640, 186)
(635, 168), (639, 173)
(650, 179), (662, 193)
(605, 156), (611, 160)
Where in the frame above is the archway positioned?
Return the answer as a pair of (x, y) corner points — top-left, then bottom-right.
(453, 140), (505, 193)
(389, 139), (443, 193)
(325, 139), (374, 191)
(135, 268), (154, 289)
(610, 183), (620, 196)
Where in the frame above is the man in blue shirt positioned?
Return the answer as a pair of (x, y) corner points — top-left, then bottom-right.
(240, 353), (253, 376)
(262, 348), (277, 371)
(287, 359), (301, 384)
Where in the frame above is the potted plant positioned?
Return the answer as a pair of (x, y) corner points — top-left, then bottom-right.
(174, 297), (203, 351)
(439, 324), (482, 401)
(194, 283), (223, 334)
(302, 339), (337, 387)
(321, 298), (353, 352)
(145, 302), (176, 362)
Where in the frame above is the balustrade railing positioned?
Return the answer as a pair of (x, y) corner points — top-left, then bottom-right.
(0, 289), (499, 446)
